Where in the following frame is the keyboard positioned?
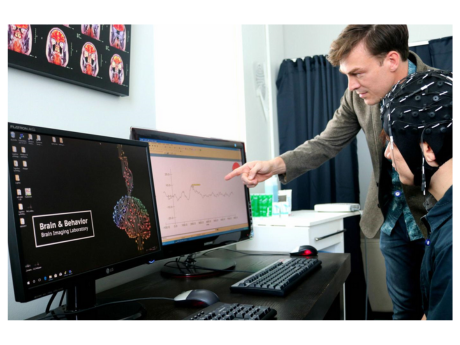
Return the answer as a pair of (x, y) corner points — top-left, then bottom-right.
(230, 257), (322, 296)
(184, 302), (277, 320)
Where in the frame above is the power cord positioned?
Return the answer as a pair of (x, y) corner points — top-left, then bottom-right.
(45, 292), (58, 315)
(39, 296), (175, 320)
(202, 248), (289, 257)
(59, 289), (66, 307)
(164, 257), (254, 274)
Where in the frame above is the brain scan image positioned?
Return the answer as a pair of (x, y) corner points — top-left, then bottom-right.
(109, 25), (126, 51)
(80, 42), (99, 76)
(113, 145), (151, 251)
(46, 28), (69, 67)
(8, 25), (32, 55)
(109, 54), (124, 85)
(81, 24), (100, 39)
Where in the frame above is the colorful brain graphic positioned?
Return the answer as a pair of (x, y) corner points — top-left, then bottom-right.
(113, 145), (151, 251)
(113, 196), (151, 251)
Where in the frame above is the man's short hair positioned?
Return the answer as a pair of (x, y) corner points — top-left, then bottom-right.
(327, 25), (410, 66)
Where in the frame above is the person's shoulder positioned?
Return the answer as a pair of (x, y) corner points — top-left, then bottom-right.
(409, 51), (437, 72)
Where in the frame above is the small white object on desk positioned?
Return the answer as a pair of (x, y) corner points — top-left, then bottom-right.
(314, 203), (360, 212)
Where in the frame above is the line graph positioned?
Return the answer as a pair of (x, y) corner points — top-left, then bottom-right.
(163, 184), (234, 202)
(150, 156), (248, 239)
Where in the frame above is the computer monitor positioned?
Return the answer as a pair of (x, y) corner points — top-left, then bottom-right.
(130, 128), (253, 277)
(8, 123), (162, 319)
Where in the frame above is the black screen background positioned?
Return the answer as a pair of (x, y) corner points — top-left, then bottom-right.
(9, 132), (160, 287)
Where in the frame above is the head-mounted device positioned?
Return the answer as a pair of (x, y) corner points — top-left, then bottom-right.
(381, 69), (453, 194)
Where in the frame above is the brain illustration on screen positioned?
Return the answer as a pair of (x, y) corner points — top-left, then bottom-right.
(8, 25), (32, 55)
(80, 42), (99, 76)
(113, 145), (151, 251)
(109, 25), (126, 51)
(81, 24), (100, 39)
(109, 54), (124, 85)
(45, 28), (69, 67)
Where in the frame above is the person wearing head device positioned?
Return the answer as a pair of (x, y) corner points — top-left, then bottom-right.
(381, 70), (453, 320)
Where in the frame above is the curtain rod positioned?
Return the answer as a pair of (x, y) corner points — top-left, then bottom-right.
(409, 40), (429, 47)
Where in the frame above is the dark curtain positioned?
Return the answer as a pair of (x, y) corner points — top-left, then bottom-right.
(276, 55), (367, 319)
(410, 36), (452, 70)
(276, 56), (359, 209)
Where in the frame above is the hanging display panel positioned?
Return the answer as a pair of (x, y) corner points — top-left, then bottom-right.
(8, 25), (131, 97)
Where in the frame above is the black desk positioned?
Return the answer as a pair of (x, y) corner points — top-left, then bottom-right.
(95, 251), (351, 320)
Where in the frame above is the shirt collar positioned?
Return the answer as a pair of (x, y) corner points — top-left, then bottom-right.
(408, 59), (417, 75)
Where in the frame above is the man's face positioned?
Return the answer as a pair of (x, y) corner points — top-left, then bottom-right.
(340, 41), (398, 105)
(384, 140), (415, 185)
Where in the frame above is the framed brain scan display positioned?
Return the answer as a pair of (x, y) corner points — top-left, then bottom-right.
(8, 25), (131, 97)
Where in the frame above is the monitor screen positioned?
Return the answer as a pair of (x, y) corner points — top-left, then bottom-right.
(130, 128), (252, 264)
(8, 123), (162, 304)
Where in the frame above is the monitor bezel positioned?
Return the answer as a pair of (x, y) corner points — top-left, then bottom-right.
(130, 127), (253, 260)
(8, 122), (163, 303)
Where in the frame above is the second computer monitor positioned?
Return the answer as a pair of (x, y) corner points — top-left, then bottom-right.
(130, 128), (252, 276)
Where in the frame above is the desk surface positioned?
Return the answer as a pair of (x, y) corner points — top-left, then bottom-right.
(96, 251), (350, 320)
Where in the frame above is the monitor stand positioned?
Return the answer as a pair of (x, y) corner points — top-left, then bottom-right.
(34, 280), (146, 320)
(161, 254), (236, 278)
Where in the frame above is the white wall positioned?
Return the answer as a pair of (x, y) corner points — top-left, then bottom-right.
(7, 25), (161, 320)
(241, 26), (273, 194)
(153, 25), (246, 142)
(239, 25), (285, 195)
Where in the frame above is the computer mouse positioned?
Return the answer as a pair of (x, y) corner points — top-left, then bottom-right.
(290, 245), (318, 256)
(174, 289), (220, 307)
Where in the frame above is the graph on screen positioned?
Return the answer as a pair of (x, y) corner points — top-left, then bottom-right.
(150, 155), (248, 242)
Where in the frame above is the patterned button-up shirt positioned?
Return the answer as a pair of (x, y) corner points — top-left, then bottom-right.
(380, 59), (424, 241)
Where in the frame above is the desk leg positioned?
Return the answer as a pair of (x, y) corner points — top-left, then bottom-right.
(323, 284), (346, 320)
